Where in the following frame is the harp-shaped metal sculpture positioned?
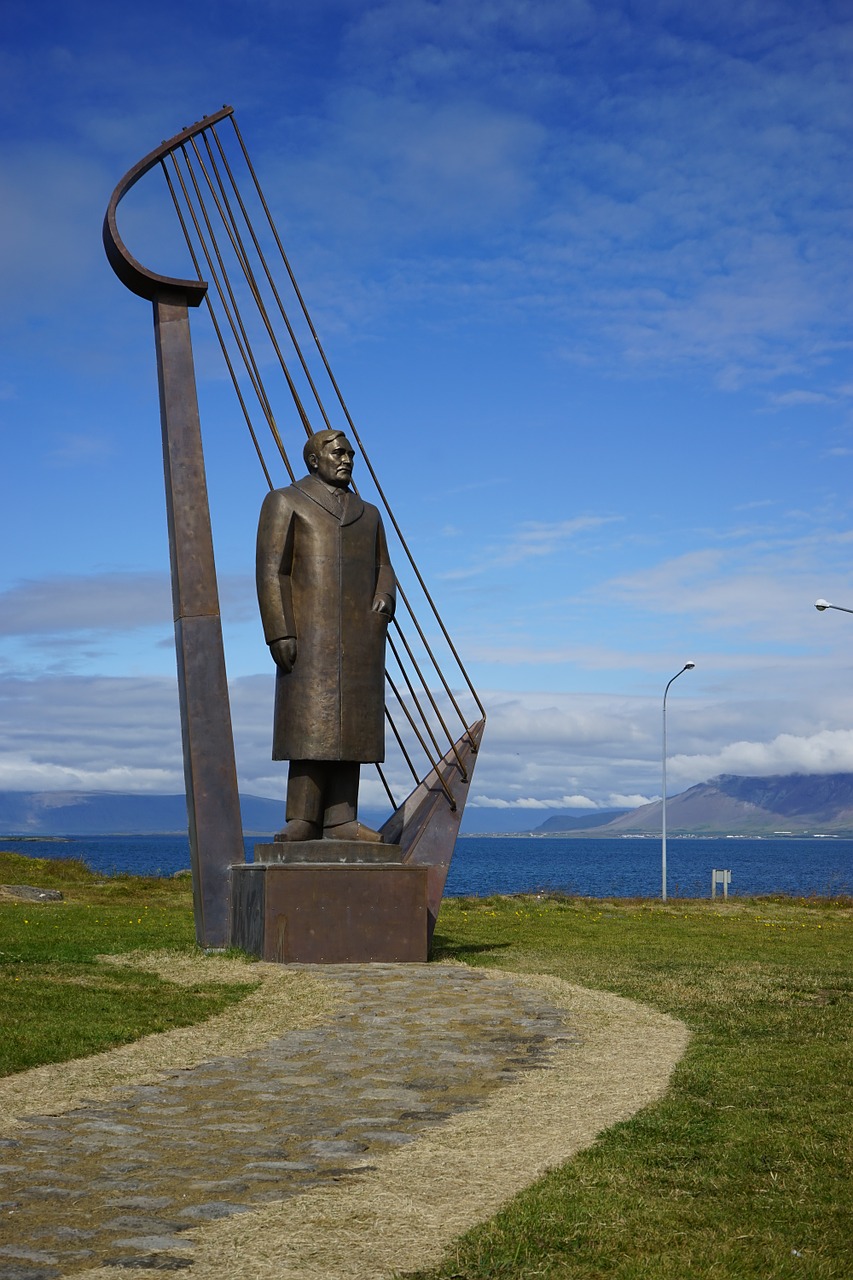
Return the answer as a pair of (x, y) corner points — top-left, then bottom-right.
(104, 107), (485, 950)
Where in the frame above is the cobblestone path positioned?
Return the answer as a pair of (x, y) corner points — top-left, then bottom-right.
(0, 964), (576, 1278)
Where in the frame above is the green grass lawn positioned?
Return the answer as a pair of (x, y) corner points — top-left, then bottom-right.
(405, 894), (853, 1280)
(0, 850), (256, 1074)
(2, 851), (850, 1277)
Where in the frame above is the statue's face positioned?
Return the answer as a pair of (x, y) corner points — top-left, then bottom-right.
(315, 435), (355, 488)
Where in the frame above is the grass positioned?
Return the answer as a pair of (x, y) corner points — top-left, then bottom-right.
(2, 851), (851, 1277)
(401, 894), (853, 1280)
(0, 850), (256, 1075)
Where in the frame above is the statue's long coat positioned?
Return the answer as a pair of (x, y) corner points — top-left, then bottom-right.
(256, 475), (395, 762)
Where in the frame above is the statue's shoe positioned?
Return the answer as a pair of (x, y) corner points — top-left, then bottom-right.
(273, 820), (322, 841)
(323, 820), (383, 843)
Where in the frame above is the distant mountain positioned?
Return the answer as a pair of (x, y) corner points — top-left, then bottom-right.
(8, 775), (853, 839)
(561, 773), (853, 837)
(0, 792), (624, 838)
(0, 791), (288, 836)
(458, 807), (630, 834)
(0, 790), (403, 837)
(533, 808), (631, 833)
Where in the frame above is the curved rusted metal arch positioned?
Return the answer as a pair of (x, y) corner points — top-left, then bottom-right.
(103, 105), (234, 305)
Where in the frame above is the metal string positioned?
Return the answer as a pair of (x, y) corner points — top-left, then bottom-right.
(173, 142), (420, 775)
(384, 706), (421, 787)
(388, 621), (467, 777)
(207, 125), (335, 434)
(385, 673), (456, 809)
(174, 144), (294, 459)
(228, 114), (486, 726)
(187, 135), (314, 437)
(387, 633), (450, 769)
(161, 116), (483, 809)
(164, 152), (295, 481)
(393, 584), (473, 735)
(160, 162), (275, 490)
(374, 763), (398, 811)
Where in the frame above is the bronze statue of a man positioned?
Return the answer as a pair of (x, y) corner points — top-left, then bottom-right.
(256, 429), (395, 842)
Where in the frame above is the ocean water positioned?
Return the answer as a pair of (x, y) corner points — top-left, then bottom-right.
(1, 833), (851, 899)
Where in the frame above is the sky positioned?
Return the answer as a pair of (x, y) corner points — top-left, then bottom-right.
(4, 0), (853, 823)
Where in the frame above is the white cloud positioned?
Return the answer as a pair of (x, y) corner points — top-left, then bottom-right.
(0, 754), (181, 793)
(0, 572), (255, 639)
(264, 91), (545, 249)
(0, 146), (108, 313)
(465, 642), (703, 671)
(498, 517), (623, 568)
(212, 1), (853, 393)
(767, 389), (836, 408)
(596, 529), (853, 646)
(470, 793), (598, 810)
(2, 664), (853, 814)
(734, 499), (776, 512)
(670, 729), (853, 786)
(5, 0), (853, 398)
(608, 793), (654, 808)
(0, 574), (171, 637)
(438, 515), (621, 580)
(0, 674), (185, 793)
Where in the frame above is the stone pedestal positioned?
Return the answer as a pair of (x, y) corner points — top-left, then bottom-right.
(255, 840), (404, 865)
(230, 841), (429, 964)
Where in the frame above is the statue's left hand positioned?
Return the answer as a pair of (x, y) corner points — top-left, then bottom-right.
(270, 637), (298, 671)
(372, 596), (393, 619)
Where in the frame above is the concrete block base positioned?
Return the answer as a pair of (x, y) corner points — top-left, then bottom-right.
(230, 854), (429, 963)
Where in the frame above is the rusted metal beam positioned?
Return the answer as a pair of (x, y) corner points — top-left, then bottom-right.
(153, 296), (244, 948)
(104, 113), (245, 949)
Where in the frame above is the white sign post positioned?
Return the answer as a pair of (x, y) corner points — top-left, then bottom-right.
(712, 869), (732, 900)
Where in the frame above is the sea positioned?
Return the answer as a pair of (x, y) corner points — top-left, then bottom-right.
(2, 833), (851, 899)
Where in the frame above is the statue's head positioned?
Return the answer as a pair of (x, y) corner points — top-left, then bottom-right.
(304, 430), (355, 488)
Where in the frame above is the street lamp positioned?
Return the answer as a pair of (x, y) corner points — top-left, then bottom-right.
(815, 599), (853, 615)
(662, 662), (695, 902)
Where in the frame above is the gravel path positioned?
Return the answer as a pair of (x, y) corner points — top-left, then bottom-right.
(0, 959), (690, 1280)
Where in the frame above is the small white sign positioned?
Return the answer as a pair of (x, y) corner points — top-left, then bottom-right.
(712, 868), (732, 899)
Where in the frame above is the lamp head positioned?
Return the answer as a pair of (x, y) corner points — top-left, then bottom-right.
(684, 661), (696, 670)
(815, 599), (830, 612)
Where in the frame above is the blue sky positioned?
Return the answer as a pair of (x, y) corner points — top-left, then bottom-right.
(3, 0), (853, 817)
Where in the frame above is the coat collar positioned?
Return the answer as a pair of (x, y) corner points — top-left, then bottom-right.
(296, 474), (365, 526)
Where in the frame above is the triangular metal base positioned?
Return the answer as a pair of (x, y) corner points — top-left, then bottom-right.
(380, 717), (485, 939)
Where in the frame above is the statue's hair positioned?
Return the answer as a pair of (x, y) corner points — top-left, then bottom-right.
(304, 428), (347, 469)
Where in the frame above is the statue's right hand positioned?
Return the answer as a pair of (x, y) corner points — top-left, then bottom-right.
(270, 637), (297, 672)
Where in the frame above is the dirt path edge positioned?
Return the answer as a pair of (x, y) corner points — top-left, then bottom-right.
(70, 965), (691, 1280)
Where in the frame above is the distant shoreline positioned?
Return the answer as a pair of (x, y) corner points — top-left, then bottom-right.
(0, 831), (275, 841)
(0, 834), (71, 843)
(460, 831), (853, 840)
(3, 831), (853, 842)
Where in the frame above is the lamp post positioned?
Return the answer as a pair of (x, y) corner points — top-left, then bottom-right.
(662, 662), (695, 902)
(815, 599), (853, 615)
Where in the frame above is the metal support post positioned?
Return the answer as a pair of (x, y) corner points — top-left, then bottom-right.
(154, 293), (244, 947)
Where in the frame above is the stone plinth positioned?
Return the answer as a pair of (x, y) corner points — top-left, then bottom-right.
(231, 841), (428, 963)
(255, 839), (404, 865)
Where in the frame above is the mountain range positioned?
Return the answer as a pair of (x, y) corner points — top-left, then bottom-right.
(3, 774), (853, 837)
(0, 791), (548, 837)
(0, 790), (560, 837)
(538, 773), (853, 837)
(529, 808), (631, 833)
(0, 791), (287, 836)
